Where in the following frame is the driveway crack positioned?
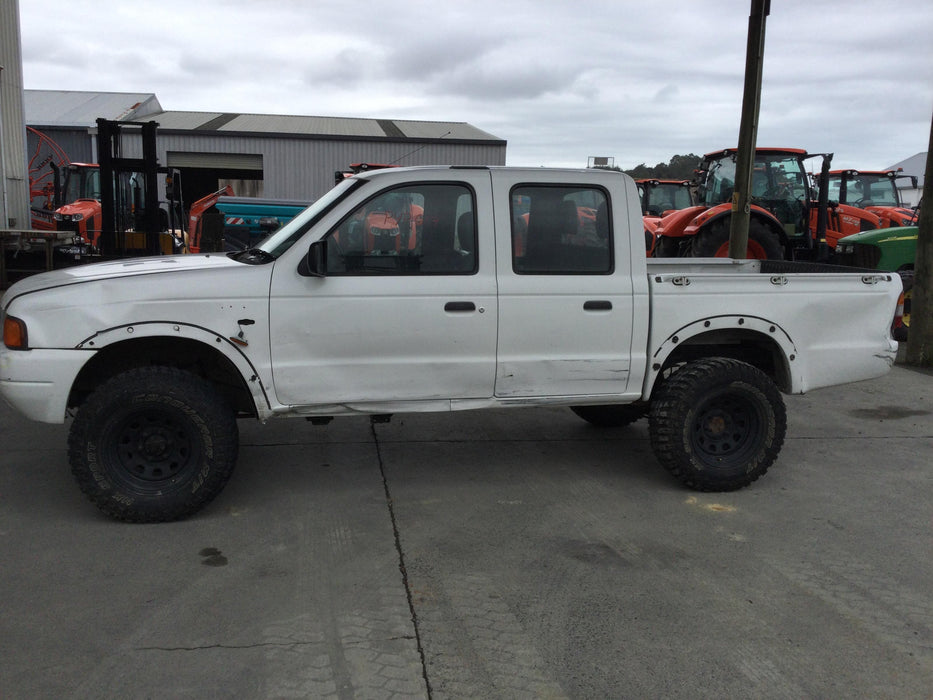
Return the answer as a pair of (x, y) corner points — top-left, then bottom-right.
(371, 422), (433, 698)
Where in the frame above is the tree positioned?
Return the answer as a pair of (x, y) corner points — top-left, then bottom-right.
(905, 113), (932, 367)
(624, 154), (701, 181)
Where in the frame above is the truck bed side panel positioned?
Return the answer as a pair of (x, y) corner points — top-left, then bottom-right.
(646, 262), (900, 395)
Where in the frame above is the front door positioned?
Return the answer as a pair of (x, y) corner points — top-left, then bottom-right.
(268, 173), (497, 408)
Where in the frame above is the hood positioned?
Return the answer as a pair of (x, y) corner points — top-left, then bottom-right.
(2, 252), (274, 350)
(837, 225), (918, 247)
(3, 253), (245, 303)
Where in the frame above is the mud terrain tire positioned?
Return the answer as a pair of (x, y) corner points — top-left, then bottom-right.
(649, 358), (786, 491)
(68, 366), (239, 522)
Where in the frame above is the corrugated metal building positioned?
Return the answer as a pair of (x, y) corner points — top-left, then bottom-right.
(24, 90), (506, 207)
(886, 152), (927, 207)
(1, 0), (30, 229)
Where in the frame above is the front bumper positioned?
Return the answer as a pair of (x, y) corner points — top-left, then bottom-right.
(0, 348), (94, 423)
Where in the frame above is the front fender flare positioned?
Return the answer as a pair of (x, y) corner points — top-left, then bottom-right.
(76, 321), (272, 417)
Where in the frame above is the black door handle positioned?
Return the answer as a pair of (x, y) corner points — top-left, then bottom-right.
(444, 301), (476, 312)
(584, 300), (612, 311)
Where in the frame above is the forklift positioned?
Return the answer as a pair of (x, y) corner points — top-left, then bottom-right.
(94, 118), (185, 258)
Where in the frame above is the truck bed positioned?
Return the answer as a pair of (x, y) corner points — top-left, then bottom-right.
(645, 257), (900, 395)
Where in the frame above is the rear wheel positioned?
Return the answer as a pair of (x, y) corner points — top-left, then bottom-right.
(692, 219), (784, 260)
(649, 358), (786, 491)
(68, 366), (239, 522)
(571, 403), (649, 428)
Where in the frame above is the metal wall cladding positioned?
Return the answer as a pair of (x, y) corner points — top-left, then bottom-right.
(153, 133), (506, 200)
(26, 128), (94, 164)
(1, 0), (31, 227)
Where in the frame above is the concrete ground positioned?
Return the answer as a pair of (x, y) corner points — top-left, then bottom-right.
(1, 363), (931, 699)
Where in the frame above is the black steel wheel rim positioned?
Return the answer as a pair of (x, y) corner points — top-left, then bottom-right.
(108, 408), (199, 489)
(691, 390), (762, 466)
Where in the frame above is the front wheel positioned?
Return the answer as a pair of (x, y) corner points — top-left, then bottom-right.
(649, 358), (786, 491)
(68, 366), (239, 522)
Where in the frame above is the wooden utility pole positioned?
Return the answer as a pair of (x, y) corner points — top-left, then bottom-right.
(905, 112), (933, 367)
(729, 0), (770, 258)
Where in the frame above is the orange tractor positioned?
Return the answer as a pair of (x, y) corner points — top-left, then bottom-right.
(50, 163), (104, 247)
(637, 178), (696, 249)
(652, 148), (881, 260)
(816, 169), (918, 229)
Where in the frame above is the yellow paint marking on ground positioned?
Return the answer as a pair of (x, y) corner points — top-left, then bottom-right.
(685, 496), (737, 513)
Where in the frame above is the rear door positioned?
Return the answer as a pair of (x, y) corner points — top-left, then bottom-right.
(490, 170), (637, 398)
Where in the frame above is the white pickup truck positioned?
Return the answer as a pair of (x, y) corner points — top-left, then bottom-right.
(0, 166), (901, 522)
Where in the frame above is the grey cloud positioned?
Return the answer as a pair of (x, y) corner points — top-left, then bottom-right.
(653, 84), (679, 103)
(304, 48), (373, 88)
(384, 34), (505, 81)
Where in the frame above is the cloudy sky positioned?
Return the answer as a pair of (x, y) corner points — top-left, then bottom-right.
(16, 0), (933, 171)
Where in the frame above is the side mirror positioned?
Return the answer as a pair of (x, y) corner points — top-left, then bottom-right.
(299, 239), (327, 277)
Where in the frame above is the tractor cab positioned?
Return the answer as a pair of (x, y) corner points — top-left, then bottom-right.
(819, 169), (918, 228)
(696, 148), (812, 243)
(53, 164), (103, 246)
(636, 179), (696, 217)
(61, 163), (101, 204)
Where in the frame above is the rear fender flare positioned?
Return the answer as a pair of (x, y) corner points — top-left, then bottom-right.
(644, 315), (800, 397)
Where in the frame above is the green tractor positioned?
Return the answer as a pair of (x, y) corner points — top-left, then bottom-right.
(835, 224), (917, 341)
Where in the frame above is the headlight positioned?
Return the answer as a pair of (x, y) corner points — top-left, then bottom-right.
(71, 213), (84, 222)
(839, 244), (852, 254)
(53, 212), (63, 221)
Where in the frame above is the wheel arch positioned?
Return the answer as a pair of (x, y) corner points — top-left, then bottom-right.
(693, 209), (789, 248)
(68, 324), (268, 417)
(646, 318), (796, 398)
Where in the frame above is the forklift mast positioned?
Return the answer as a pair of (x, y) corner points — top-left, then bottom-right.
(96, 118), (163, 256)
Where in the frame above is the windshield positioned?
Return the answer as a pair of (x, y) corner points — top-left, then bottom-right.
(254, 178), (362, 258)
(645, 183), (693, 214)
(64, 167), (101, 202)
(829, 174), (899, 206)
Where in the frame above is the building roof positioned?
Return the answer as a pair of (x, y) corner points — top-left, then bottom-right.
(24, 90), (504, 144)
(887, 152), (927, 188)
(24, 90), (162, 127)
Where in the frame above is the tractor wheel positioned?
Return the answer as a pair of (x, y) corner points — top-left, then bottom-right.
(692, 219), (784, 260)
(571, 403), (649, 428)
(649, 357), (786, 491)
(68, 366), (239, 522)
(653, 235), (683, 258)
